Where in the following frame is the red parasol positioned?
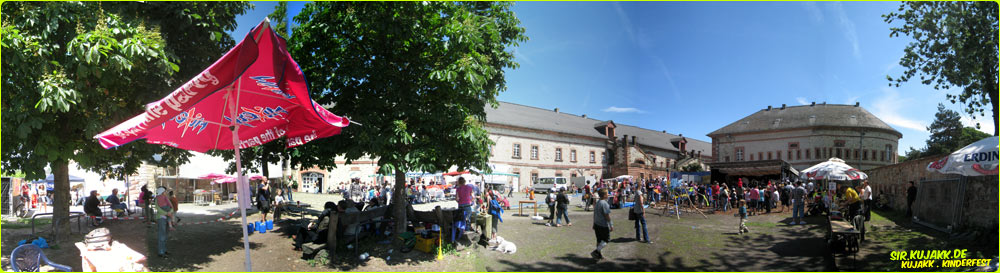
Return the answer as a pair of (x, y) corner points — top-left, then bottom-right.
(93, 18), (350, 271)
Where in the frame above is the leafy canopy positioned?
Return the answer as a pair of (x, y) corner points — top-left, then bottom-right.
(288, 2), (527, 176)
(884, 1), (999, 135)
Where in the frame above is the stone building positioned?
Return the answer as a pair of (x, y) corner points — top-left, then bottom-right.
(280, 101), (713, 193)
(485, 102), (711, 190)
(708, 102), (902, 172)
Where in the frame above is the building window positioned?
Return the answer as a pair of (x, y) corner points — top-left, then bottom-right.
(512, 144), (521, 159)
(735, 147), (745, 161)
(836, 148), (842, 158)
(777, 150), (782, 160)
(844, 149), (850, 159)
(815, 148), (821, 159)
(555, 171), (563, 177)
(570, 149), (577, 162)
(885, 145), (893, 162)
(589, 151), (596, 163)
(787, 150), (792, 160)
(531, 145), (539, 160)
(881, 151), (886, 162)
(796, 150), (801, 160)
(758, 152), (763, 161)
(601, 152), (606, 163)
(555, 148), (563, 162)
(788, 142), (799, 149)
(834, 140), (846, 147)
(767, 152), (772, 160)
(531, 173), (538, 184)
(863, 150), (868, 160)
(854, 149), (860, 159)
(750, 154), (755, 161)
(724, 156), (730, 162)
(805, 149), (810, 159)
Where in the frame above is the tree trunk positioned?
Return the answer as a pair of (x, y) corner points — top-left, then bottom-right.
(391, 168), (408, 246)
(51, 159), (71, 241)
(989, 78), (998, 136)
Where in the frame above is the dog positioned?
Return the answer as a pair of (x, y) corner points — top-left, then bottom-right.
(491, 236), (517, 254)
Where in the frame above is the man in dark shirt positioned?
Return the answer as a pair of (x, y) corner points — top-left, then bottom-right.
(293, 201), (336, 250)
(906, 181), (917, 217)
(84, 190), (103, 225)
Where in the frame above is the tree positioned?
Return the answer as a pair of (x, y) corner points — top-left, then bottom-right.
(925, 104), (964, 156)
(884, 2), (999, 136)
(288, 2), (526, 240)
(1, 2), (249, 238)
(898, 104), (993, 161)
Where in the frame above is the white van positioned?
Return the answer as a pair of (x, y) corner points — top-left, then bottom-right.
(533, 177), (569, 193)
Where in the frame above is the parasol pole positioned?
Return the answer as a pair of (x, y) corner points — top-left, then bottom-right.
(232, 125), (252, 271)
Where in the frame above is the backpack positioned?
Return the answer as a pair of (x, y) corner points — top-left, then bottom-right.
(545, 194), (554, 206)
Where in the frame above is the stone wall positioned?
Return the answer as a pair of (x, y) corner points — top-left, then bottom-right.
(867, 155), (998, 230)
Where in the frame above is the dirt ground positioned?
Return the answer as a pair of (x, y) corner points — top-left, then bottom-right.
(3, 193), (994, 272)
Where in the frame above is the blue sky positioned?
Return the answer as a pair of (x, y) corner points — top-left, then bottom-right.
(231, 2), (994, 155)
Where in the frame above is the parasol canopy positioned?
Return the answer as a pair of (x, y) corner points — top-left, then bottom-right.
(92, 18), (351, 271)
(926, 136), (999, 176)
(799, 157), (867, 181)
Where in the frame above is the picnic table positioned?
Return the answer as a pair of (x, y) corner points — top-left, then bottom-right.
(517, 200), (538, 216)
(74, 241), (147, 272)
(279, 202), (314, 220)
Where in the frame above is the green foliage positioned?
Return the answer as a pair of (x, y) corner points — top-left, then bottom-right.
(900, 104), (992, 161)
(288, 1), (526, 234)
(884, 2), (999, 135)
(681, 162), (704, 172)
(268, 2), (289, 38)
(288, 2), (526, 175)
(1, 1), (249, 237)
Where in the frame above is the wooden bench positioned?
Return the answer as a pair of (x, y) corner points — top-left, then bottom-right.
(325, 206), (392, 256)
(517, 201), (538, 216)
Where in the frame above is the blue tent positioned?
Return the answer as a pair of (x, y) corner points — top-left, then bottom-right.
(32, 174), (86, 191)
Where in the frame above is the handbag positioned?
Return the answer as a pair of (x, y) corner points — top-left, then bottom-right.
(628, 209), (636, 221)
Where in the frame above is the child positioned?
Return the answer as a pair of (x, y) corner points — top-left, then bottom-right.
(155, 187), (176, 230)
(738, 199), (750, 234)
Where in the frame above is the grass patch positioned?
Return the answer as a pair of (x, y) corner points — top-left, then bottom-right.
(745, 221), (778, 228)
(2, 218), (52, 229)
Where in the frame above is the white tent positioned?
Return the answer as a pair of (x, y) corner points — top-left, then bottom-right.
(926, 136), (998, 176)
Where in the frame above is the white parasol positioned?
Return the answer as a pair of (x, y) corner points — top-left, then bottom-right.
(799, 157), (867, 181)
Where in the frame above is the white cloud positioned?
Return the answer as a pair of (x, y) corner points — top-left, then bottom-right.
(829, 2), (861, 60)
(802, 2), (824, 22)
(652, 56), (682, 101)
(513, 48), (535, 67)
(796, 97), (810, 105)
(602, 106), (645, 113)
(612, 2), (636, 43)
(960, 115), (995, 135)
(871, 87), (927, 132)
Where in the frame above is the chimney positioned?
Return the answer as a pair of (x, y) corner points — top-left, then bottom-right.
(582, 114), (587, 118)
(623, 135), (628, 145)
(855, 102), (860, 107)
(766, 106), (772, 111)
(811, 102), (816, 106)
(631, 136), (637, 145)
(781, 104), (786, 110)
(554, 108), (559, 113)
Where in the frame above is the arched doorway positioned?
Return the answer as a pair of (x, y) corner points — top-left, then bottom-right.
(302, 172), (324, 194)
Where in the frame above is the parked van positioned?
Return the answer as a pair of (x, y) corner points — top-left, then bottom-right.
(532, 177), (569, 193)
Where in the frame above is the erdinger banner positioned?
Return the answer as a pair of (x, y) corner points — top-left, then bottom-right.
(95, 19), (349, 153)
(926, 136), (999, 176)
